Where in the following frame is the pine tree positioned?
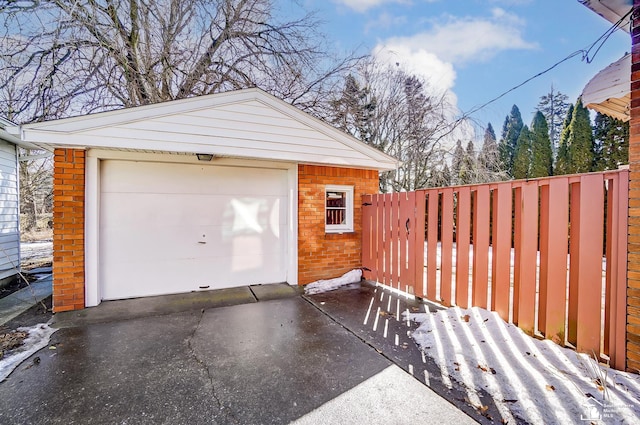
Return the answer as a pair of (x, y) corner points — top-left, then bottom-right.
(459, 140), (476, 185)
(537, 85), (569, 156)
(512, 125), (532, 179)
(478, 123), (501, 175)
(329, 74), (377, 146)
(529, 111), (553, 177)
(555, 104), (574, 175)
(452, 139), (465, 184)
(566, 98), (595, 174)
(499, 105), (523, 177)
(593, 112), (629, 171)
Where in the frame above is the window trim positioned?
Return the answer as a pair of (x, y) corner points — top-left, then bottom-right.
(325, 184), (354, 233)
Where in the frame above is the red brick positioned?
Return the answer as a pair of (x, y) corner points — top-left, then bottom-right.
(52, 148), (86, 312)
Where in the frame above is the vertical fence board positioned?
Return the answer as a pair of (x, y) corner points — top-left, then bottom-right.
(399, 192), (414, 293)
(540, 178), (569, 341)
(492, 183), (512, 321)
(415, 191), (426, 299)
(362, 194), (374, 280)
(426, 190), (439, 302)
(391, 193), (401, 290)
(473, 186), (490, 309)
(568, 183), (580, 346)
(609, 171), (628, 369)
(576, 174), (605, 354)
(517, 183), (539, 335)
(441, 189), (454, 306)
(376, 194), (384, 285)
(383, 193), (392, 287)
(539, 185), (550, 333)
(513, 187), (522, 325)
(456, 187), (471, 308)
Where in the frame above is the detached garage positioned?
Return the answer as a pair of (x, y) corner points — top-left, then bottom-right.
(20, 88), (397, 312)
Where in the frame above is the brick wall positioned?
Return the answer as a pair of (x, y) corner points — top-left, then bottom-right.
(629, 1), (640, 372)
(298, 165), (379, 284)
(52, 149), (85, 312)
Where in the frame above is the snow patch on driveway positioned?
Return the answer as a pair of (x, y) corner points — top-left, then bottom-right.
(304, 269), (362, 295)
(405, 307), (640, 424)
(0, 322), (57, 382)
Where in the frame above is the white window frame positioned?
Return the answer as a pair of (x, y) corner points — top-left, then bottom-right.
(325, 184), (354, 233)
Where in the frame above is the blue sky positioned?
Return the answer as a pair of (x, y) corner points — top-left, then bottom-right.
(282, 0), (630, 139)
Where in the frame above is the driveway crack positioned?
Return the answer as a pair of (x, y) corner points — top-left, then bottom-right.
(187, 309), (239, 424)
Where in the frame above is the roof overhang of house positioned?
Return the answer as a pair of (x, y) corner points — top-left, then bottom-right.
(580, 0), (633, 121)
(582, 53), (630, 122)
(580, 0), (633, 31)
(20, 88), (399, 171)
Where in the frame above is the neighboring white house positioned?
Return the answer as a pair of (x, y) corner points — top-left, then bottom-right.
(0, 118), (21, 284)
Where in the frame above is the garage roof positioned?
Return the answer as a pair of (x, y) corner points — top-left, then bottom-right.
(20, 88), (399, 171)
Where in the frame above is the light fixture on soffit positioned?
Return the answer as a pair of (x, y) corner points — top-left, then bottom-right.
(196, 153), (214, 161)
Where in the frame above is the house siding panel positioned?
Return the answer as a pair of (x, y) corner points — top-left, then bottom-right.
(297, 165), (378, 284)
(629, 0), (640, 372)
(0, 140), (19, 280)
(52, 148), (85, 312)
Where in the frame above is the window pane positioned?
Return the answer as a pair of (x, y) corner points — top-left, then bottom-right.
(326, 208), (345, 225)
(326, 191), (346, 208)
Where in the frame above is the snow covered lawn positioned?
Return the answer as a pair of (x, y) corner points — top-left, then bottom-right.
(405, 307), (640, 424)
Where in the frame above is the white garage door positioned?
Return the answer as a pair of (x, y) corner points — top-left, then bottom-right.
(99, 160), (288, 300)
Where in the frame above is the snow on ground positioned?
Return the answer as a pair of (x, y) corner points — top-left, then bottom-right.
(304, 269), (363, 295)
(0, 322), (56, 382)
(404, 307), (640, 424)
(20, 241), (53, 264)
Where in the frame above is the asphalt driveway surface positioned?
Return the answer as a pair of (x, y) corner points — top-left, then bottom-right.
(0, 289), (478, 424)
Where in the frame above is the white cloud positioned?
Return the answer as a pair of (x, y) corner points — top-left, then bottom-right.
(364, 12), (407, 34)
(333, 0), (411, 13)
(382, 8), (537, 66)
(373, 43), (457, 96)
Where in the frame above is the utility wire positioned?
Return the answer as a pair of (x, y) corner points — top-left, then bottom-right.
(461, 6), (633, 121)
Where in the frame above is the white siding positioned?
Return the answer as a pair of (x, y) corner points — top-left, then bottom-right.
(0, 140), (19, 279)
(22, 89), (398, 171)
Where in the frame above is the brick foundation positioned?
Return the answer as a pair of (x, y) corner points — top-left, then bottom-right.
(52, 148), (85, 312)
(298, 165), (378, 284)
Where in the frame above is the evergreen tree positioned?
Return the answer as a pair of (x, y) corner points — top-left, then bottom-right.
(593, 112), (629, 171)
(512, 125), (532, 179)
(555, 103), (574, 175)
(452, 139), (465, 183)
(459, 140), (476, 185)
(478, 123), (501, 174)
(329, 74), (377, 146)
(537, 85), (569, 156)
(498, 105), (523, 177)
(529, 111), (553, 177)
(566, 98), (595, 174)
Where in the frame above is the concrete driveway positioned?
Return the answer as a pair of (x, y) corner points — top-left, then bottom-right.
(0, 284), (478, 424)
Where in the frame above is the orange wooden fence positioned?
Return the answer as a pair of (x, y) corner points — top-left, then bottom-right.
(362, 169), (629, 370)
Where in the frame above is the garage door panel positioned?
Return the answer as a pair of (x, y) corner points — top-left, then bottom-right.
(100, 224), (287, 263)
(102, 161), (287, 197)
(100, 160), (289, 300)
(101, 194), (287, 228)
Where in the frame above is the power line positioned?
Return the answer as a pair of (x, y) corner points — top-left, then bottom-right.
(461, 6), (633, 121)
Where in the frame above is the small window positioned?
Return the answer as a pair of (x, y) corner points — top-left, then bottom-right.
(325, 185), (354, 233)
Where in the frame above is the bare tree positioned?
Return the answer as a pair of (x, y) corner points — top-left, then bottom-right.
(0, 0), (358, 123)
(330, 60), (461, 192)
